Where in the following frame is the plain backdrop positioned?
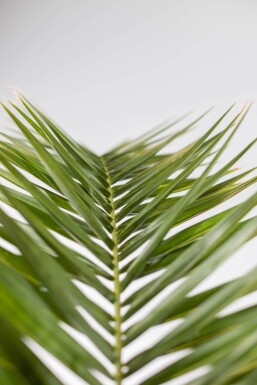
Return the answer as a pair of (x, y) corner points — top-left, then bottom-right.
(1, 1), (257, 385)
(1, 0), (257, 153)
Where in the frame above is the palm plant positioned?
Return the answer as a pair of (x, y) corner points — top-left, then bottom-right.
(1, 94), (257, 385)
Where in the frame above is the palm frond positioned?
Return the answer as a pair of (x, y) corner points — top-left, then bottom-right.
(0, 94), (257, 385)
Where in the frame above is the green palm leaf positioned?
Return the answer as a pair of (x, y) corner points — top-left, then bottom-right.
(1, 94), (257, 385)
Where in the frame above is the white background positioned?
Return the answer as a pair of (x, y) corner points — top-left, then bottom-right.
(1, 1), (257, 384)
(1, 0), (257, 153)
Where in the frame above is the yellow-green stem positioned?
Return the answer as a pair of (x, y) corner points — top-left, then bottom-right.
(102, 158), (122, 385)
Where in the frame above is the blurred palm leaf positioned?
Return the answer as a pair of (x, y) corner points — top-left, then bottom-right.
(0, 94), (257, 385)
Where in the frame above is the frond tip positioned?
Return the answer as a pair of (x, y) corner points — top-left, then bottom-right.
(0, 93), (257, 385)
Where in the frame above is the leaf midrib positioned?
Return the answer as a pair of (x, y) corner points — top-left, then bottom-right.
(102, 157), (123, 385)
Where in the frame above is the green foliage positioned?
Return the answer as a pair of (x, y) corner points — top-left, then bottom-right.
(0, 95), (257, 385)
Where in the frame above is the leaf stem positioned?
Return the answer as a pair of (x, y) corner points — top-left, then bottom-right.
(102, 158), (123, 385)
